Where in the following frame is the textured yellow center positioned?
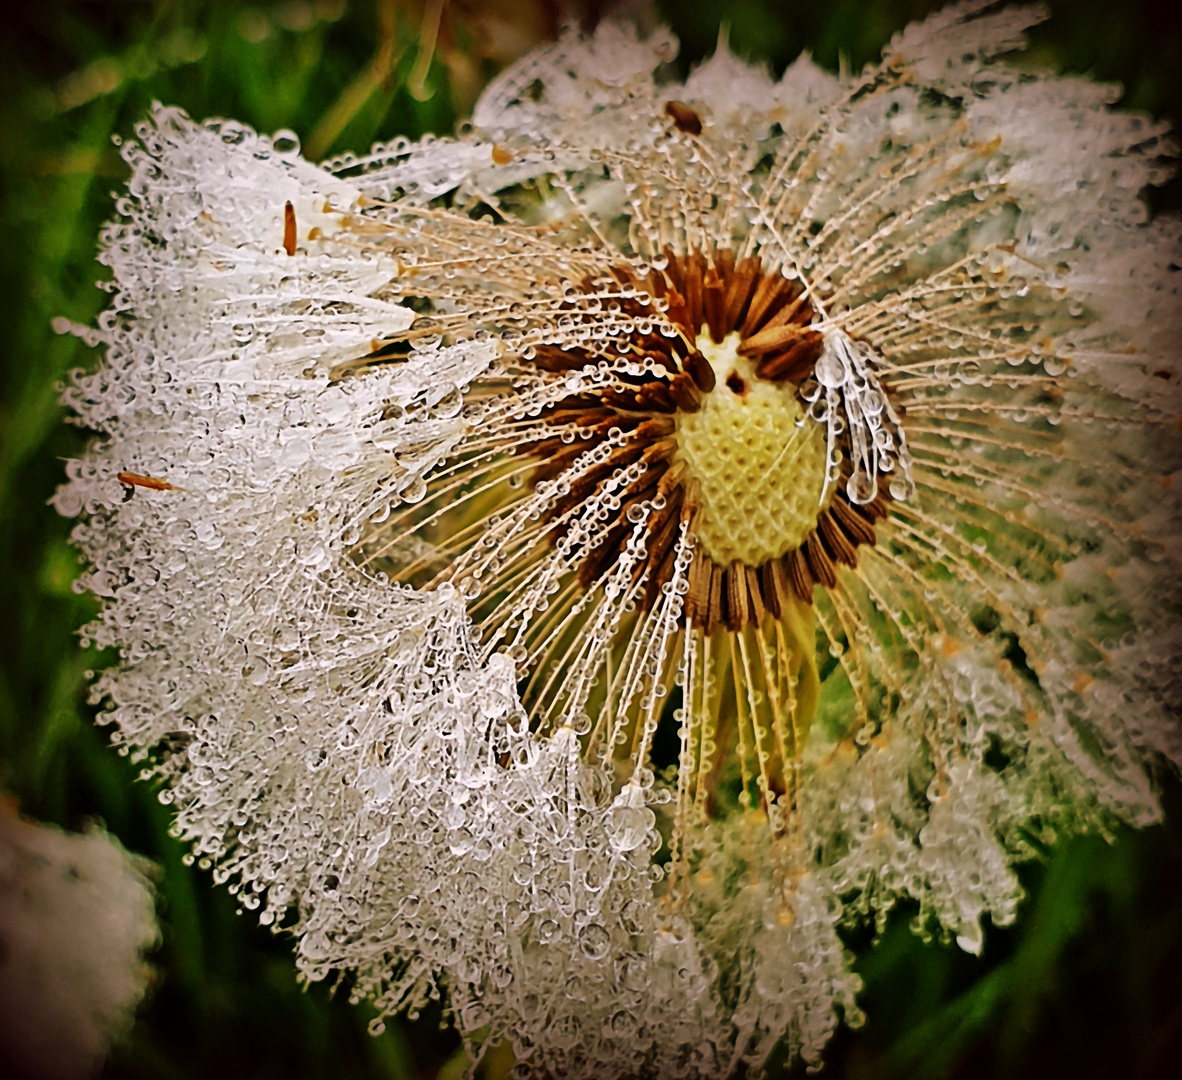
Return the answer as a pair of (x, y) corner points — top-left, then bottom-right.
(674, 332), (830, 567)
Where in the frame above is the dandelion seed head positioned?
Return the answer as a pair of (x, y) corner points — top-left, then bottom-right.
(56, 2), (1182, 1076)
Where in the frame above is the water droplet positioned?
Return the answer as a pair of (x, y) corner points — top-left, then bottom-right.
(271, 130), (301, 157)
(605, 784), (653, 852)
(578, 922), (611, 960)
(400, 476), (427, 503)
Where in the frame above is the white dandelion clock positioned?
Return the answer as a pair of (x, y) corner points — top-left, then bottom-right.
(58, 1), (1181, 1076)
(0, 803), (158, 1079)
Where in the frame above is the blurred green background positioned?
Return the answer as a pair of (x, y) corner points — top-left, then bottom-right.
(0, 1), (1179, 1077)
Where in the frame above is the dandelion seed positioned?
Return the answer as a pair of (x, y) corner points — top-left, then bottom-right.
(58, 3), (1181, 1076)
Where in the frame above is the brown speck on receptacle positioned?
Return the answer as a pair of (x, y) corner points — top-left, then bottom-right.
(665, 100), (703, 136)
(725, 371), (747, 396)
(283, 201), (297, 257)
